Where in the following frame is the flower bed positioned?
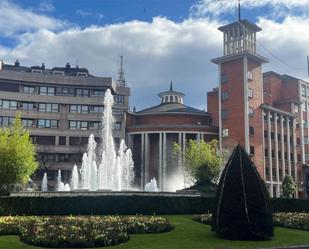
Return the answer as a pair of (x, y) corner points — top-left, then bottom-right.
(192, 212), (309, 231)
(0, 215), (172, 248)
(123, 215), (173, 234)
(273, 212), (309, 231)
(192, 213), (212, 225)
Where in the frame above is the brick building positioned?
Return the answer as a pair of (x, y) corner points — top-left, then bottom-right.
(207, 17), (309, 198)
(0, 60), (130, 188)
(126, 83), (218, 191)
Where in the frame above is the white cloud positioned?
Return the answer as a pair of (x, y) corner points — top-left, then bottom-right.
(190, 0), (309, 18)
(0, 1), (308, 111)
(0, 0), (66, 37)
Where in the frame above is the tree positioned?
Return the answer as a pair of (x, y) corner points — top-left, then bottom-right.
(211, 145), (273, 240)
(174, 139), (222, 187)
(282, 175), (297, 198)
(0, 113), (38, 195)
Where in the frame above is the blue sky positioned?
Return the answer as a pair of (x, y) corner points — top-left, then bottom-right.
(0, 0), (309, 110)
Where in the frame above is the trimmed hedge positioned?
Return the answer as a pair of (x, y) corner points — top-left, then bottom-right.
(0, 195), (308, 215)
(271, 198), (309, 213)
(0, 195), (215, 215)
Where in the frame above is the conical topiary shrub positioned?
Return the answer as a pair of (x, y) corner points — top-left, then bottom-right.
(211, 144), (273, 240)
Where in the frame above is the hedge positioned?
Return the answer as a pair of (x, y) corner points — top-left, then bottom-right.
(0, 195), (308, 216)
(0, 195), (215, 216)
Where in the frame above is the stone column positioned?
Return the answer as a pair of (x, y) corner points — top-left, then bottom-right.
(158, 133), (162, 190)
(274, 113), (280, 197)
(267, 110), (273, 197)
(144, 133), (149, 184)
(280, 115), (286, 179)
(162, 132), (167, 191)
(141, 133), (145, 189)
(287, 118), (292, 176)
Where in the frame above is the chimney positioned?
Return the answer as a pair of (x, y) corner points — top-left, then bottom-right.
(15, 60), (20, 67)
(65, 62), (70, 69)
(41, 63), (45, 70)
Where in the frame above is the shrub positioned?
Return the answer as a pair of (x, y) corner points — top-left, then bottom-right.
(273, 212), (309, 231)
(271, 198), (309, 213)
(123, 215), (173, 234)
(211, 145), (273, 240)
(0, 215), (172, 248)
(192, 213), (212, 225)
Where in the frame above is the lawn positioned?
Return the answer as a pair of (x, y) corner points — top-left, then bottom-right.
(0, 215), (308, 249)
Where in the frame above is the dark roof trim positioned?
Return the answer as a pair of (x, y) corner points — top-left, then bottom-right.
(211, 50), (269, 65)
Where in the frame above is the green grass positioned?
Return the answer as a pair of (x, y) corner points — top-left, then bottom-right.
(0, 215), (309, 249)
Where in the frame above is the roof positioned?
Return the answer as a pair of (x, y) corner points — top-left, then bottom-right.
(135, 102), (209, 115)
(211, 50), (269, 65)
(218, 19), (262, 32)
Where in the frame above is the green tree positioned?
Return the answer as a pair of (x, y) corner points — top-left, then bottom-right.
(174, 139), (222, 186)
(0, 113), (38, 194)
(282, 175), (297, 198)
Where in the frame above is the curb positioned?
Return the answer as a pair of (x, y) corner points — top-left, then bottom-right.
(258, 246), (309, 249)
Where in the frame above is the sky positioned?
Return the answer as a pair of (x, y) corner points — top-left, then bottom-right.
(0, 0), (309, 111)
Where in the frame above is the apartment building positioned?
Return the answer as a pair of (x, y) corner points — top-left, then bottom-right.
(207, 17), (309, 198)
(0, 60), (130, 188)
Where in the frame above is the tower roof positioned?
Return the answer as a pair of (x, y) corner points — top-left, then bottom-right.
(218, 19), (262, 32)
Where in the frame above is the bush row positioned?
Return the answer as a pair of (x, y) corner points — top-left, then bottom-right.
(0, 215), (173, 248)
(0, 195), (215, 215)
(192, 213), (309, 231)
(273, 212), (309, 231)
(0, 196), (308, 215)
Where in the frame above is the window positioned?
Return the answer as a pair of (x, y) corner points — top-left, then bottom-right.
(114, 122), (122, 130)
(39, 86), (55, 96)
(70, 105), (79, 113)
(22, 86), (35, 94)
(115, 95), (125, 103)
(297, 138), (301, 145)
(62, 87), (69, 94)
(0, 116), (15, 126)
(81, 105), (88, 113)
(0, 100), (17, 109)
(304, 137), (309, 144)
(271, 132), (274, 140)
(169, 96), (173, 102)
(92, 89), (104, 97)
(221, 109), (228, 119)
(39, 103), (59, 112)
(277, 133), (281, 141)
(265, 149), (268, 157)
(221, 91), (229, 100)
(249, 126), (254, 136)
(22, 119), (35, 128)
(38, 119), (58, 128)
(59, 136), (66, 146)
(303, 101), (307, 112)
(80, 121), (88, 130)
(221, 74), (228, 84)
(302, 85), (306, 96)
(247, 71), (253, 81)
(264, 130), (268, 139)
(89, 121), (100, 130)
(248, 88), (253, 98)
(69, 121), (78, 130)
(90, 106), (103, 113)
(20, 102), (35, 110)
(76, 88), (89, 97)
(249, 107), (254, 117)
(250, 146), (255, 155)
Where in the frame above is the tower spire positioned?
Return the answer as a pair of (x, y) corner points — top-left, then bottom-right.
(238, 0), (241, 21)
(117, 43), (126, 86)
(170, 81), (173, 91)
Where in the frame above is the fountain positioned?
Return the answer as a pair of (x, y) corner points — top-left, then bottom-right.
(43, 89), (135, 192)
(41, 173), (48, 192)
(144, 178), (159, 192)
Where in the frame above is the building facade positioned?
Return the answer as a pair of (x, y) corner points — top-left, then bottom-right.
(207, 17), (309, 198)
(0, 60), (130, 189)
(126, 84), (219, 191)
